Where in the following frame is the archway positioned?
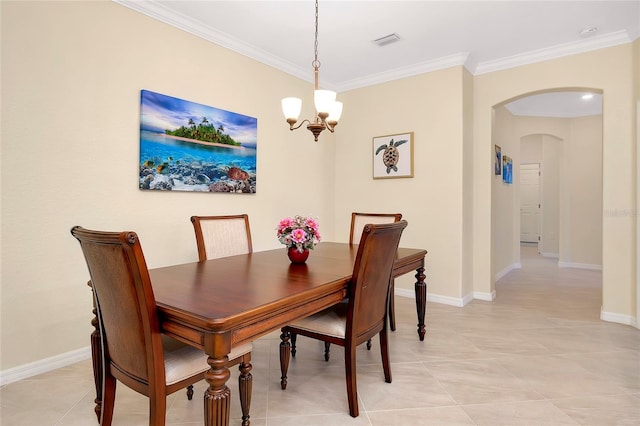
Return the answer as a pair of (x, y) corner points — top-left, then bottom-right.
(490, 88), (603, 301)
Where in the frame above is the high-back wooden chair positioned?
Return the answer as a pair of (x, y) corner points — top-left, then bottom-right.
(190, 214), (252, 261)
(279, 220), (408, 417)
(351, 212), (403, 333)
(71, 226), (252, 426)
(349, 212), (402, 245)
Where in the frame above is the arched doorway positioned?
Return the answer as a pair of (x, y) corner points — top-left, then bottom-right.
(490, 88), (603, 300)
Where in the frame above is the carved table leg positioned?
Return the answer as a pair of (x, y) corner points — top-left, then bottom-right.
(204, 355), (231, 426)
(414, 266), (427, 341)
(279, 330), (291, 390)
(238, 356), (252, 426)
(88, 280), (102, 422)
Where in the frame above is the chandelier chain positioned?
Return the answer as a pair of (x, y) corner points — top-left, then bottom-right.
(312, 0), (320, 70)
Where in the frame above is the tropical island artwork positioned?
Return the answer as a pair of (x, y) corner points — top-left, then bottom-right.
(139, 90), (257, 193)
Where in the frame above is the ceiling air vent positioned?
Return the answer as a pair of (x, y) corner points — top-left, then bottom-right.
(373, 33), (401, 47)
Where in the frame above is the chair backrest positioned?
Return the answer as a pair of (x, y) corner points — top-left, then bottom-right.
(190, 214), (253, 261)
(349, 212), (402, 245)
(348, 220), (408, 341)
(70, 226), (164, 389)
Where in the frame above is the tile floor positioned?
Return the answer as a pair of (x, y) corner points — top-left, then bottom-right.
(2, 246), (639, 425)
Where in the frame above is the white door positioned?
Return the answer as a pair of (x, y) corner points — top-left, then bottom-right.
(520, 164), (540, 245)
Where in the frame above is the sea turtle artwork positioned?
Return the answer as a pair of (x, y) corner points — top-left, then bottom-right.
(139, 90), (257, 193)
(375, 138), (408, 174)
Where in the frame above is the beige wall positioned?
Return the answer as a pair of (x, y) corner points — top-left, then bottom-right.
(541, 135), (562, 255)
(0, 1), (336, 370)
(474, 45), (636, 322)
(334, 67), (467, 304)
(491, 106), (519, 281)
(1, 1), (638, 376)
(564, 116), (603, 267)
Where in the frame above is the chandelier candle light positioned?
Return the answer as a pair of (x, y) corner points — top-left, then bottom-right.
(281, 0), (343, 141)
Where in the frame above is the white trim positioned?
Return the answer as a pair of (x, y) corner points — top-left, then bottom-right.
(336, 53), (469, 92)
(601, 309), (637, 327)
(0, 346), (91, 386)
(473, 290), (496, 302)
(474, 30), (632, 75)
(494, 262), (522, 282)
(637, 99), (640, 329)
(558, 261), (602, 271)
(113, 0), (316, 87)
(395, 288), (493, 306)
(112, 1), (634, 91)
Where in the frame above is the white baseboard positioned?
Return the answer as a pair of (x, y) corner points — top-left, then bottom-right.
(0, 346), (91, 386)
(395, 287), (463, 306)
(473, 290), (496, 301)
(558, 261), (602, 271)
(495, 262), (522, 282)
(395, 288), (493, 306)
(601, 309), (638, 327)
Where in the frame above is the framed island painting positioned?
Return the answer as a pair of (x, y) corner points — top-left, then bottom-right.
(372, 132), (414, 179)
(139, 89), (257, 193)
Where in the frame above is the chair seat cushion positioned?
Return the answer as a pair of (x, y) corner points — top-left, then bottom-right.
(163, 336), (252, 385)
(290, 301), (348, 339)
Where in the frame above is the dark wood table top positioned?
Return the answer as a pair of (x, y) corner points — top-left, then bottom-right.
(149, 242), (426, 343)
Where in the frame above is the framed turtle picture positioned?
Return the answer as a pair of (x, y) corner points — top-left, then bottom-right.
(373, 132), (414, 179)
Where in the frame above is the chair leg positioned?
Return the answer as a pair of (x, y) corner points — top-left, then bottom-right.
(344, 344), (359, 417)
(100, 371), (116, 426)
(238, 356), (253, 426)
(389, 279), (396, 331)
(379, 329), (392, 383)
(186, 384), (194, 400)
(291, 332), (297, 357)
(279, 329), (291, 390)
(324, 341), (331, 361)
(148, 391), (167, 426)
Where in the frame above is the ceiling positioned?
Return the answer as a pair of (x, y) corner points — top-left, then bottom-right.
(116, 0), (639, 117)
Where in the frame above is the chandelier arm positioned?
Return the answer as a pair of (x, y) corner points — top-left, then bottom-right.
(288, 119), (311, 131)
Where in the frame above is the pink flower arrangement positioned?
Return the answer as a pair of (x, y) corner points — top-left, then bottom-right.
(277, 215), (321, 252)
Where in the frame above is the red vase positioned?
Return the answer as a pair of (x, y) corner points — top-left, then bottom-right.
(287, 247), (309, 264)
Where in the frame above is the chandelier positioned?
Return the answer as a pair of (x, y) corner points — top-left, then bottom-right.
(281, 0), (343, 142)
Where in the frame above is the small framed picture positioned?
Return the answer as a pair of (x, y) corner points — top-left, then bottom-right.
(502, 155), (513, 184)
(372, 132), (414, 179)
(494, 144), (502, 175)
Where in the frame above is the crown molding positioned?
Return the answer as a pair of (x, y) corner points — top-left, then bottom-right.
(336, 53), (470, 92)
(115, 1), (636, 91)
(473, 30), (633, 75)
(113, 0), (312, 84)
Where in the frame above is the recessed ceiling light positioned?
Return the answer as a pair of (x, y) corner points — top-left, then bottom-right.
(582, 93), (594, 100)
(579, 26), (598, 37)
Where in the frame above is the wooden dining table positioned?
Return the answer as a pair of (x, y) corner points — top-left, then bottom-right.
(89, 242), (426, 426)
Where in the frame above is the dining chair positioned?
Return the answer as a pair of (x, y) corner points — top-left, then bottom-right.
(71, 226), (253, 426)
(351, 212), (403, 333)
(190, 214), (252, 261)
(279, 220), (408, 417)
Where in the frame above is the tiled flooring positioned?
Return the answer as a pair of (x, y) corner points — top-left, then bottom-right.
(2, 246), (639, 425)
